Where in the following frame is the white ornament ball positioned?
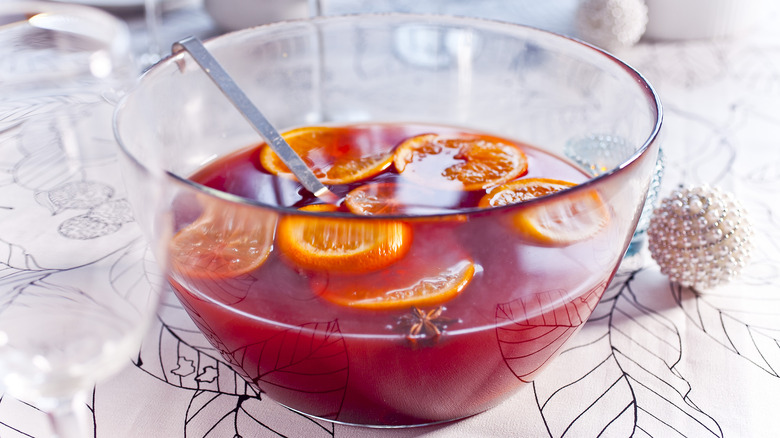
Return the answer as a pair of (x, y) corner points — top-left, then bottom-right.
(647, 185), (753, 290)
(576, 0), (649, 51)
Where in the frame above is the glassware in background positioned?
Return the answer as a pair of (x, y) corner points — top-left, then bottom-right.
(0, 2), (162, 437)
(135, 0), (221, 70)
(203, 0), (313, 32)
(564, 135), (665, 259)
(203, 0), (580, 35)
(318, 0), (581, 36)
(140, 0), (163, 67)
(644, 0), (762, 40)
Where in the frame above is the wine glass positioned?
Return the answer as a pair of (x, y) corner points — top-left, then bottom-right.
(0, 3), (161, 437)
(139, 0), (163, 68)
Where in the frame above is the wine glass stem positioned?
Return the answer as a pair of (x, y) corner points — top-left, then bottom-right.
(144, 0), (163, 62)
(308, 0), (322, 16)
(46, 392), (91, 438)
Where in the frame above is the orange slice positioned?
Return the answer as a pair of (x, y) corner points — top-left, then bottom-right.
(345, 182), (407, 215)
(169, 204), (277, 279)
(276, 204), (412, 273)
(480, 178), (609, 246)
(478, 178), (576, 207)
(311, 228), (475, 310)
(343, 182), (458, 216)
(259, 125), (394, 184)
(393, 133), (528, 191)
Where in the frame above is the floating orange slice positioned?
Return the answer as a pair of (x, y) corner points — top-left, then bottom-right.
(481, 178), (609, 246)
(169, 203), (277, 279)
(311, 227), (475, 310)
(478, 178), (576, 208)
(276, 204), (412, 273)
(343, 182), (458, 216)
(393, 133), (528, 191)
(345, 182), (407, 215)
(259, 125), (394, 184)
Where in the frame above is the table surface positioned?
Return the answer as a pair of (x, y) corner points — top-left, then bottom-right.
(2, 2), (780, 437)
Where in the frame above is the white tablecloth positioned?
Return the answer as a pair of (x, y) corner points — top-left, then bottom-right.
(1, 2), (779, 437)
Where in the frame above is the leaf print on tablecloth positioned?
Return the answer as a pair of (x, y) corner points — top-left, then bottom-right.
(157, 285), (220, 354)
(0, 236), (96, 319)
(134, 275), (260, 396)
(497, 283), (605, 382)
(673, 283), (780, 377)
(627, 42), (730, 89)
(184, 391), (335, 438)
(0, 238), (54, 314)
(532, 270), (722, 438)
(0, 128), (21, 189)
(13, 122), (84, 192)
(230, 321), (349, 421)
(657, 105), (737, 187)
(0, 388), (98, 438)
(133, 288), (340, 436)
(136, 316), (257, 397)
(2, 237), (158, 331)
(730, 45), (780, 94)
(172, 355), (196, 377)
(0, 393), (51, 438)
(8, 101), (117, 195)
(124, 241), (254, 396)
(0, 236), (153, 316)
(0, 93), (102, 132)
(0, 238), (157, 436)
(0, 238), (46, 271)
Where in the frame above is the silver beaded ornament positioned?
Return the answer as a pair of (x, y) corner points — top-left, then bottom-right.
(647, 185), (753, 290)
(576, 0), (648, 50)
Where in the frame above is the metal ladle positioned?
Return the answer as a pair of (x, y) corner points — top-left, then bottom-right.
(172, 36), (339, 204)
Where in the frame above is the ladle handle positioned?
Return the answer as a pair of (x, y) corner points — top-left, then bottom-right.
(172, 36), (336, 202)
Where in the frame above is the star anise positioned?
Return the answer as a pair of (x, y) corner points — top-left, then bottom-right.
(397, 306), (458, 347)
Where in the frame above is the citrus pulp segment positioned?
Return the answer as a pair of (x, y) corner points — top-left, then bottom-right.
(478, 178), (576, 207)
(276, 204), (413, 273)
(393, 133), (528, 191)
(169, 204), (277, 279)
(516, 189), (609, 246)
(311, 228), (475, 310)
(259, 125), (394, 184)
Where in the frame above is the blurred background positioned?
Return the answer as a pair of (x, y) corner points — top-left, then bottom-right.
(39, 0), (766, 72)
